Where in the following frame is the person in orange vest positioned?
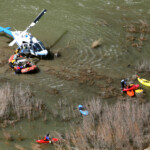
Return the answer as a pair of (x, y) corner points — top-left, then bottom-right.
(9, 53), (20, 68)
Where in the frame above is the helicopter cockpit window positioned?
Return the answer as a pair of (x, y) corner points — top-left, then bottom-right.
(39, 41), (46, 49)
(22, 43), (29, 49)
(24, 44), (28, 49)
(33, 43), (43, 52)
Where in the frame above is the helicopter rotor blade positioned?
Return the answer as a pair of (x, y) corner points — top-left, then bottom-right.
(33, 9), (47, 24)
(9, 30), (26, 46)
(25, 9), (47, 32)
(9, 40), (17, 46)
(9, 39), (17, 46)
(9, 9), (47, 47)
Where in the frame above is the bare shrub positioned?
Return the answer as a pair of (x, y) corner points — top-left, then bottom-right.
(50, 98), (79, 121)
(17, 133), (25, 141)
(15, 144), (27, 150)
(55, 99), (150, 150)
(60, 106), (77, 121)
(136, 59), (150, 73)
(31, 143), (42, 150)
(3, 130), (14, 141)
(0, 83), (45, 123)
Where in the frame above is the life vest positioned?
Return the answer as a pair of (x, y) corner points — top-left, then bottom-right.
(16, 66), (21, 70)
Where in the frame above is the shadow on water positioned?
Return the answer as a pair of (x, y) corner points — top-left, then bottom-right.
(43, 30), (68, 60)
(49, 30), (68, 49)
(0, 33), (13, 41)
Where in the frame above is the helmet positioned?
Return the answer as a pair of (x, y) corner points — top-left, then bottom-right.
(46, 133), (49, 136)
(78, 105), (82, 109)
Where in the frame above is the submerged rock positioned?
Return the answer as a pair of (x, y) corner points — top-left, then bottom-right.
(91, 38), (103, 48)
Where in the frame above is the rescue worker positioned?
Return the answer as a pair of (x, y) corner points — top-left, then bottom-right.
(9, 52), (23, 69)
(14, 63), (24, 74)
(44, 133), (50, 141)
(121, 79), (127, 90)
(13, 53), (21, 62)
(44, 133), (52, 143)
(9, 60), (15, 68)
(14, 47), (21, 54)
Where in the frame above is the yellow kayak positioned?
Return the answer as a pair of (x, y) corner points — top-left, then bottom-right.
(137, 76), (150, 87)
(135, 89), (143, 94)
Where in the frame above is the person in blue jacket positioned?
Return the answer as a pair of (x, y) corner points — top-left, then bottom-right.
(44, 133), (52, 143)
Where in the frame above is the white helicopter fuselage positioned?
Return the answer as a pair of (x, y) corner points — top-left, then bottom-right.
(0, 9), (50, 57)
(11, 31), (32, 46)
(11, 30), (48, 56)
(0, 9), (49, 57)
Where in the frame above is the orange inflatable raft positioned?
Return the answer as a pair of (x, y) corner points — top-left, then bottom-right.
(9, 55), (38, 74)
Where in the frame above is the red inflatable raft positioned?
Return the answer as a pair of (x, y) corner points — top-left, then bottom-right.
(122, 84), (139, 92)
(36, 138), (59, 144)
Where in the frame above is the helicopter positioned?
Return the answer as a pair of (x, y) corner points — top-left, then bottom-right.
(0, 9), (53, 58)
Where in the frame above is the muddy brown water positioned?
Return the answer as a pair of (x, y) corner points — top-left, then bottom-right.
(0, 0), (150, 149)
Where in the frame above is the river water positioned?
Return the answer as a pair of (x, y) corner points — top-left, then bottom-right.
(0, 0), (150, 149)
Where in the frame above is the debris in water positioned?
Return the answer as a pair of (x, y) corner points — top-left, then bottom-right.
(47, 89), (59, 95)
(54, 51), (61, 57)
(91, 38), (103, 48)
(126, 36), (136, 41)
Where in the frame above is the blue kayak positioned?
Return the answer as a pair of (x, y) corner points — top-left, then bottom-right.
(78, 105), (88, 116)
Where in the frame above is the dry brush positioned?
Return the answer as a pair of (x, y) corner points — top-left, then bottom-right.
(0, 83), (45, 126)
(55, 99), (150, 150)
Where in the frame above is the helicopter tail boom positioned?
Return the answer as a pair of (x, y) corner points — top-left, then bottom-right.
(0, 26), (13, 37)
